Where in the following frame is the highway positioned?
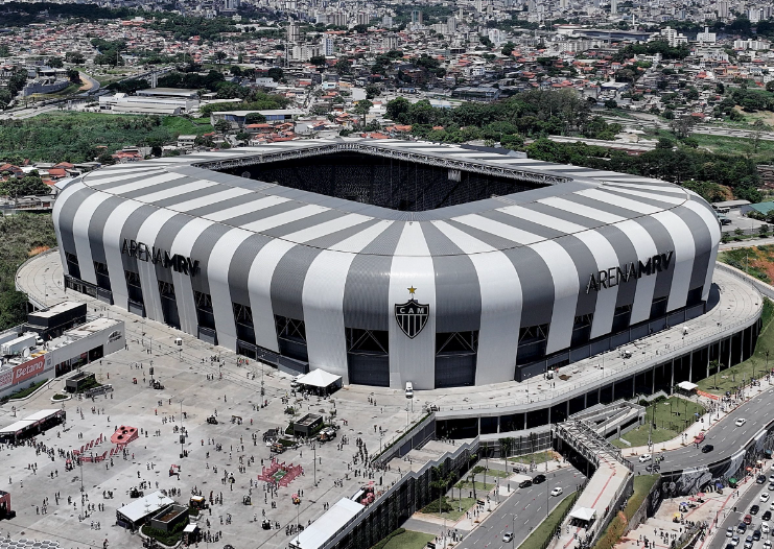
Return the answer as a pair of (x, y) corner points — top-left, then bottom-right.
(459, 468), (586, 549)
(632, 385), (774, 475)
(708, 472), (774, 549)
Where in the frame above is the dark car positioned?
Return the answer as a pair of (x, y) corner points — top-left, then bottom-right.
(519, 479), (533, 488)
(746, 513), (754, 523)
(759, 475), (768, 484)
(702, 445), (715, 453)
(739, 523), (748, 534)
(754, 530), (762, 541)
(751, 506), (760, 516)
(762, 511), (772, 521)
(533, 474), (546, 484)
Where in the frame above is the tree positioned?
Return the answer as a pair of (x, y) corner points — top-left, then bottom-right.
(670, 116), (695, 139)
(604, 99), (618, 109)
(48, 57), (64, 68)
(468, 465), (486, 500)
(334, 58), (351, 75)
(767, 81), (774, 93)
(214, 51), (228, 64)
(353, 99), (372, 116)
(66, 69), (81, 84)
(0, 45), (9, 58)
(214, 120), (232, 133)
(656, 137), (675, 149)
(386, 97), (411, 122)
(244, 113), (266, 125)
(0, 175), (50, 198)
(430, 466), (458, 516)
(309, 55), (326, 67)
(267, 67), (284, 82)
(364, 84), (381, 100)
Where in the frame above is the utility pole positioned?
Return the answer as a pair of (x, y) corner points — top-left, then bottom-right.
(180, 399), (185, 458)
(312, 442), (317, 486)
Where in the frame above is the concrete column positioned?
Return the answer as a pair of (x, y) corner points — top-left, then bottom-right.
(547, 406), (552, 427)
(670, 359), (675, 392)
(689, 351), (693, 383)
(478, 416), (481, 436)
(652, 364), (656, 394)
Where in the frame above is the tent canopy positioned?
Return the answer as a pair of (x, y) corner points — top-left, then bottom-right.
(117, 491), (174, 524)
(569, 507), (596, 522)
(297, 369), (342, 389)
(677, 381), (698, 392)
(290, 498), (364, 549)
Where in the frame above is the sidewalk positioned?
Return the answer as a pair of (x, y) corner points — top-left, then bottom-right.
(621, 381), (773, 458)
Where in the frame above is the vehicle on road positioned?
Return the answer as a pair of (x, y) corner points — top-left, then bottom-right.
(639, 454), (652, 463)
(769, 483), (774, 491)
(763, 511), (772, 522)
(736, 418), (747, 427)
(759, 475), (767, 484)
(702, 445), (715, 453)
(519, 480), (533, 488)
(733, 534), (742, 545)
(533, 474), (546, 484)
(739, 523), (748, 533)
(763, 541), (772, 549)
(551, 487), (563, 497)
(503, 532), (514, 543)
(754, 530), (762, 541)
(745, 535), (754, 549)
(762, 523), (770, 534)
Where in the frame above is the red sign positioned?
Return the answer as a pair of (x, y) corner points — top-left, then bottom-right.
(12, 355), (46, 385)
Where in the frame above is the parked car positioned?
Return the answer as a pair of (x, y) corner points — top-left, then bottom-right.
(762, 523), (770, 534)
(762, 511), (772, 522)
(739, 523), (748, 533)
(763, 540), (772, 549)
(751, 507), (760, 516)
(702, 445), (715, 453)
(758, 475), (767, 484)
(754, 530), (762, 541)
(746, 513), (755, 523)
(728, 527), (736, 538)
(533, 474), (546, 484)
(762, 494), (770, 503)
(732, 535), (741, 546)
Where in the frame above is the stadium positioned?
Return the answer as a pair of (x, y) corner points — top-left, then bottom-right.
(53, 139), (720, 390)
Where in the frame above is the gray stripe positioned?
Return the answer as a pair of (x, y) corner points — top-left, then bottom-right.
(600, 187), (681, 209)
(185, 194), (261, 217)
(675, 205), (713, 291)
(271, 245), (323, 319)
(445, 219), (520, 251)
(421, 223), (481, 332)
(595, 225), (639, 309)
(119, 178), (194, 200)
(189, 224), (232, 296)
(88, 196), (125, 265)
(481, 210), (565, 240)
(263, 209), (343, 238)
(633, 216), (675, 300)
(153, 214), (195, 284)
(501, 246), (553, 327)
(343, 223), (405, 330)
(527, 202), (600, 228)
(560, 193), (644, 218)
(228, 234), (273, 305)
(88, 172), (167, 191)
(554, 235), (598, 318)
(304, 218), (381, 249)
(57, 187), (93, 259)
(152, 185), (226, 208)
(119, 205), (159, 280)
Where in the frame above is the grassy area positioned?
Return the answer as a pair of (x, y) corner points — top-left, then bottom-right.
(484, 468), (512, 478)
(455, 480), (494, 492)
(518, 492), (578, 549)
(593, 476), (658, 549)
(509, 451), (554, 465)
(611, 396), (705, 448)
(420, 497), (477, 521)
(1, 379), (48, 403)
(697, 298), (774, 395)
(0, 111), (214, 163)
(718, 246), (774, 284)
(685, 133), (774, 159)
(161, 116), (213, 135)
(0, 215), (58, 331)
(380, 530), (435, 549)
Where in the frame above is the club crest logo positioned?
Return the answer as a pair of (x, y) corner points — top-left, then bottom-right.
(395, 286), (429, 339)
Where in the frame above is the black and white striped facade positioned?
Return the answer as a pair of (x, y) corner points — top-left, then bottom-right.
(53, 139), (721, 389)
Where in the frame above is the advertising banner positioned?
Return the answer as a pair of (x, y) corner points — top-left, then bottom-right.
(0, 354), (49, 391)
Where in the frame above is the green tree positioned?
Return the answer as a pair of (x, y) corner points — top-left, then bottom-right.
(334, 58), (351, 75)
(244, 112), (267, 124)
(468, 465), (486, 500)
(0, 175), (50, 198)
(767, 81), (774, 93)
(604, 99), (618, 109)
(214, 120), (232, 133)
(66, 69), (81, 84)
(386, 96), (411, 122)
(353, 99), (372, 116)
(214, 51), (228, 64)
(0, 45), (10, 57)
(309, 55), (326, 67)
(48, 57), (64, 68)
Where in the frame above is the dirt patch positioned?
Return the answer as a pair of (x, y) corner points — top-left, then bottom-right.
(732, 106), (774, 127)
(28, 245), (50, 257)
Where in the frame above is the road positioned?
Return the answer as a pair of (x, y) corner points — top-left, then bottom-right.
(632, 385), (774, 475)
(709, 472), (774, 549)
(459, 468), (585, 549)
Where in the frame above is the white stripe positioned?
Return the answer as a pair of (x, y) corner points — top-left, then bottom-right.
(71, 192), (112, 285)
(683, 200), (720, 301)
(616, 219), (659, 324)
(87, 168), (163, 185)
(106, 172), (186, 196)
(539, 196), (625, 223)
(303, 221), (393, 381)
(168, 187), (254, 213)
(531, 241), (579, 354)
(453, 214), (544, 245)
(133, 180), (220, 203)
(572, 231), (620, 339)
(576, 189), (663, 215)
(170, 217), (216, 336)
(240, 204), (327, 233)
(135, 209), (180, 323)
(498, 204), (587, 234)
(203, 196), (290, 222)
(603, 186), (686, 205)
(652, 210), (696, 311)
(389, 223), (436, 389)
(433, 220), (521, 384)
(284, 213), (372, 244)
(102, 199), (145, 310)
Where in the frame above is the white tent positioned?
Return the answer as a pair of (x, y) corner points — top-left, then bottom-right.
(116, 491), (174, 526)
(677, 381), (698, 392)
(296, 369), (342, 390)
(569, 507), (596, 523)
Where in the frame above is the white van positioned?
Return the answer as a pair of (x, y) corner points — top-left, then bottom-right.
(405, 382), (413, 399)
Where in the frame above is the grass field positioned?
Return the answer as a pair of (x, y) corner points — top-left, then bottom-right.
(161, 116), (214, 135)
(484, 468), (511, 479)
(611, 396), (705, 448)
(518, 492), (578, 549)
(380, 530), (435, 549)
(697, 298), (774, 395)
(455, 480), (494, 492)
(509, 451), (554, 465)
(420, 497), (477, 521)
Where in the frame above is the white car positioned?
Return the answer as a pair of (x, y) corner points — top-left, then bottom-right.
(728, 527), (736, 537)
(764, 541), (772, 549)
(503, 532), (514, 543)
(736, 418), (747, 427)
(762, 493), (771, 503)
(551, 487), (564, 497)
(639, 454), (652, 463)
(761, 524), (770, 535)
